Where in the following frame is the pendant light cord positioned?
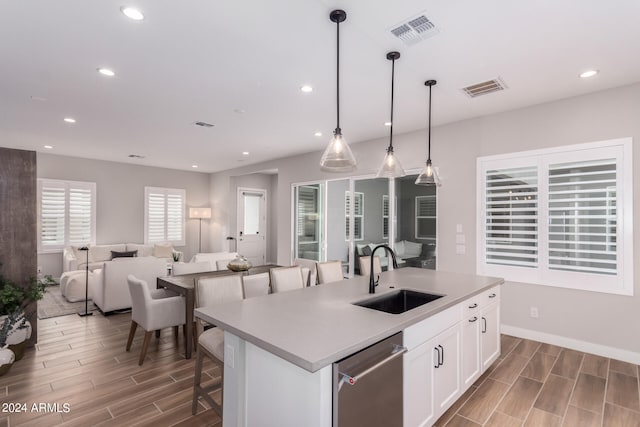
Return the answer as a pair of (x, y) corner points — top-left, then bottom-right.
(389, 57), (395, 151)
(336, 19), (340, 132)
(427, 83), (432, 161)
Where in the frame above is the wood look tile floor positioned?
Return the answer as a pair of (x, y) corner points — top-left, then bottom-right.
(436, 335), (640, 427)
(0, 312), (221, 427)
(2, 313), (640, 427)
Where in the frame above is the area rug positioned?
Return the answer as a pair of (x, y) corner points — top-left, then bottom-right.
(37, 285), (97, 319)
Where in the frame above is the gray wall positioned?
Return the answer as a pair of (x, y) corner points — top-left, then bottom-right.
(210, 82), (640, 357)
(354, 178), (388, 244)
(0, 147), (38, 343)
(37, 153), (210, 276)
(398, 177), (436, 243)
(326, 179), (349, 262)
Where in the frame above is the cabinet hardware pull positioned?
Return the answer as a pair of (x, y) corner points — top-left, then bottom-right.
(438, 345), (444, 366)
(434, 347), (440, 368)
(469, 316), (478, 323)
(468, 303), (478, 308)
(482, 317), (487, 333)
(488, 293), (496, 298)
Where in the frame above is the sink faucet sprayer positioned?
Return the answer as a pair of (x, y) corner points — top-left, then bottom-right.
(369, 244), (399, 294)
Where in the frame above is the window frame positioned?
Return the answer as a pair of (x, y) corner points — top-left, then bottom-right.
(37, 178), (97, 253)
(476, 138), (633, 296)
(144, 186), (186, 246)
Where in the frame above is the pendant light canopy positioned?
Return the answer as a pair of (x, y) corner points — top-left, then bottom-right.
(320, 9), (357, 172)
(415, 80), (442, 186)
(376, 51), (406, 178)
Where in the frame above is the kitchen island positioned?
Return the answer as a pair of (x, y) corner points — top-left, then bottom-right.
(196, 267), (503, 427)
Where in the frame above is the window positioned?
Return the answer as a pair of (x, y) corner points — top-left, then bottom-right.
(293, 183), (324, 261)
(415, 195), (436, 239)
(37, 179), (96, 252)
(145, 187), (185, 246)
(345, 191), (364, 241)
(383, 195), (389, 238)
(477, 138), (633, 295)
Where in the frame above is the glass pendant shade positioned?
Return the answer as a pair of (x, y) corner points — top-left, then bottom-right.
(376, 147), (405, 178)
(320, 130), (356, 172)
(415, 159), (441, 186)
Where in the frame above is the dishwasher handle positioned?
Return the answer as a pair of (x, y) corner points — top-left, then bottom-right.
(338, 344), (407, 389)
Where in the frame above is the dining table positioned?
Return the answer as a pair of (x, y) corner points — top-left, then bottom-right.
(156, 264), (280, 359)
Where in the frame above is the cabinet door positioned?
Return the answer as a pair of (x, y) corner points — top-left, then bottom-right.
(433, 324), (461, 415)
(481, 302), (500, 370)
(404, 341), (436, 427)
(461, 314), (481, 388)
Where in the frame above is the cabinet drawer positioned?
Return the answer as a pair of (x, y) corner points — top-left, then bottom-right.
(481, 286), (500, 304)
(463, 294), (481, 316)
(404, 304), (462, 351)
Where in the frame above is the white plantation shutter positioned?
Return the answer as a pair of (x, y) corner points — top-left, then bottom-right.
(547, 159), (617, 275)
(478, 138), (633, 295)
(383, 195), (389, 238)
(345, 192), (363, 240)
(144, 187), (185, 246)
(297, 186), (318, 238)
(38, 179), (96, 251)
(416, 195), (437, 239)
(484, 166), (538, 268)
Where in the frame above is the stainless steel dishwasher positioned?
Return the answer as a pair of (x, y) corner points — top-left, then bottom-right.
(333, 332), (406, 426)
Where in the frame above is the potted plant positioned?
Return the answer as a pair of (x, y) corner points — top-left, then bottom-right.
(0, 268), (46, 361)
(0, 309), (27, 375)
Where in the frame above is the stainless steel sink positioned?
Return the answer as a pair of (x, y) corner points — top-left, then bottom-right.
(354, 289), (444, 314)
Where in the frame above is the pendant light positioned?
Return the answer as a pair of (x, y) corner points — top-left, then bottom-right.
(415, 80), (441, 186)
(320, 9), (357, 172)
(376, 51), (406, 178)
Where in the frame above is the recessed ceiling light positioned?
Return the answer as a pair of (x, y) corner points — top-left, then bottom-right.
(44, 145), (53, 149)
(384, 122), (392, 127)
(300, 85), (313, 93)
(580, 70), (599, 78)
(314, 132), (323, 137)
(64, 117), (76, 123)
(97, 68), (115, 77)
(120, 6), (144, 20)
(30, 96), (47, 102)
(191, 165), (198, 168)
(234, 108), (246, 114)
(242, 151), (250, 156)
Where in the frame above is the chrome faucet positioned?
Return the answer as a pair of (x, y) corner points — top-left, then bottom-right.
(369, 244), (399, 294)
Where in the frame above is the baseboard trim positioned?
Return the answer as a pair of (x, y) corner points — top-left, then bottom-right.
(501, 324), (640, 365)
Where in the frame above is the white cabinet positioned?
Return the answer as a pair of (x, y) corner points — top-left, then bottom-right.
(481, 300), (500, 369)
(461, 313), (481, 388)
(404, 286), (501, 427)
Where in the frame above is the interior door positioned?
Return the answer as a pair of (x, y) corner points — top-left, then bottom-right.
(237, 188), (266, 266)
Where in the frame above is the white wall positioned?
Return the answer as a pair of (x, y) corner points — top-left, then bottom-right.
(210, 82), (640, 358)
(37, 153), (210, 276)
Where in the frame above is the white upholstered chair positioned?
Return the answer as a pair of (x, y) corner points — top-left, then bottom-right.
(215, 259), (234, 271)
(172, 261), (212, 275)
(316, 260), (344, 284)
(242, 272), (270, 298)
(192, 274), (244, 416)
(269, 266), (305, 293)
(359, 256), (382, 277)
(294, 258), (318, 286)
(126, 275), (186, 366)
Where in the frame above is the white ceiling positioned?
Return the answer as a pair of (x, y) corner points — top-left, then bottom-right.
(1, 0), (639, 173)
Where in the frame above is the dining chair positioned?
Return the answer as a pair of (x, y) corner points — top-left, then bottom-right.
(215, 259), (235, 271)
(294, 258), (318, 286)
(316, 260), (344, 284)
(269, 266), (305, 293)
(126, 275), (186, 366)
(359, 256), (382, 277)
(172, 261), (212, 275)
(192, 274), (244, 416)
(242, 272), (270, 298)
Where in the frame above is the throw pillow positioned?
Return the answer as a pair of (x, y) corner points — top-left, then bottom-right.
(111, 250), (138, 259)
(362, 245), (372, 256)
(153, 243), (174, 258)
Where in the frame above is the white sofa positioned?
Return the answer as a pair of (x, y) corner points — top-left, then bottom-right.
(92, 257), (168, 313)
(190, 252), (238, 271)
(63, 243), (183, 273)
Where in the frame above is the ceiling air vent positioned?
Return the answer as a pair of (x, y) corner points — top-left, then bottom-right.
(193, 121), (214, 128)
(461, 78), (508, 98)
(389, 13), (439, 46)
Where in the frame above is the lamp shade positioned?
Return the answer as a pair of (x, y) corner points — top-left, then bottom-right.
(189, 207), (211, 219)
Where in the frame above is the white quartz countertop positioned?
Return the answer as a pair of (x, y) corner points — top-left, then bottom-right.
(195, 267), (503, 372)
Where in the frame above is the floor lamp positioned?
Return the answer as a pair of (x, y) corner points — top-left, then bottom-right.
(77, 246), (92, 317)
(189, 207), (211, 254)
